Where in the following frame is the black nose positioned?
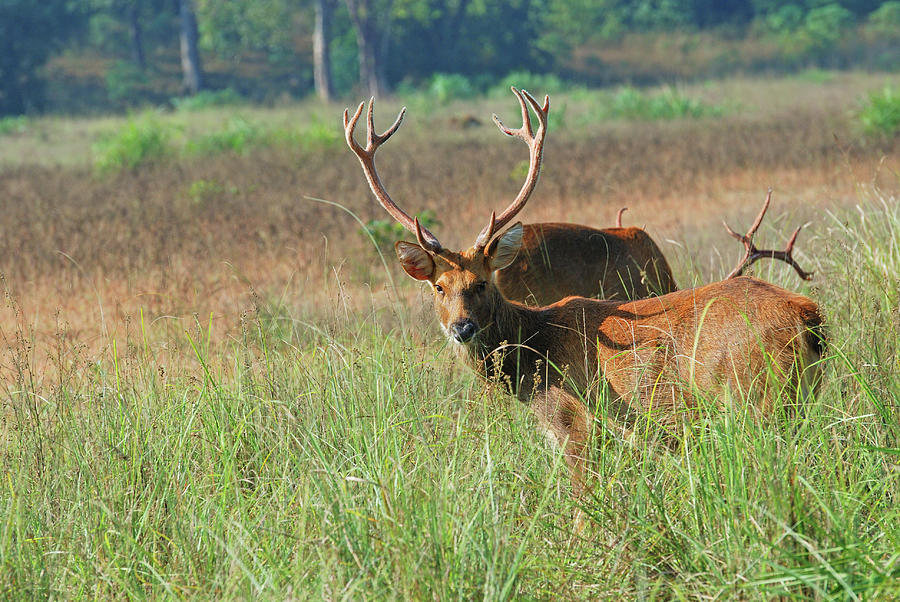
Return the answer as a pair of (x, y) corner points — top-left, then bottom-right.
(450, 319), (477, 343)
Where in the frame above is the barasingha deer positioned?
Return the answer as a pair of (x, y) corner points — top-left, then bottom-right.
(346, 87), (677, 304)
(344, 90), (825, 500)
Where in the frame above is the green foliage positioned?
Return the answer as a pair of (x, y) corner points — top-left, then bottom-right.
(195, 0), (295, 64)
(764, 3), (805, 33)
(92, 114), (174, 174)
(361, 209), (440, 252)
(0, 0), (88, 115)
(858, 86), (900, 137)
(866, 1), (900, 37)
(605, 86), (725, 120)
(427, 73), (479, 104)
(171, 88), (244, 111)
(295, 120), (341, 152)
(801, 3), (854, 48)
(184, 116), (265, 156)
(0, 115), (27, 135)
(105, 60), (148, 104)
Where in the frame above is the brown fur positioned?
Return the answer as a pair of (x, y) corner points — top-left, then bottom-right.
(397, 227), (825, 496)
(495, 222), (677, 305)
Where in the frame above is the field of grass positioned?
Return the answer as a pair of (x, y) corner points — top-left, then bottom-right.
(1, 73), (899, 597)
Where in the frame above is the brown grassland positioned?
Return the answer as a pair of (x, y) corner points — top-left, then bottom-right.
(0, 72), (897, 386)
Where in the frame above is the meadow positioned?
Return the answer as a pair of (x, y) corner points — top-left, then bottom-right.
(1, 72), (899, 598)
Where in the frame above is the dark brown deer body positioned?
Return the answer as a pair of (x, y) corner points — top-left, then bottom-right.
(497, 222), (677, 304)
(343, 88), (676, 305)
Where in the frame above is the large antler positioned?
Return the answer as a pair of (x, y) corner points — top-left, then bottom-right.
(473, 87), (550, 251)
(344, 98), (442, 253)
(724, 189), (813, 281)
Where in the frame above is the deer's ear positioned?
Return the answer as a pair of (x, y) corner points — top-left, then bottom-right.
(395, 241), (436, 281)
(487, 222), (523, 272)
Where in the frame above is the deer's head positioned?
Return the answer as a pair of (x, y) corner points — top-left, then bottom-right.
(344, 88), (549, 345)
(395, 224), (523, 344)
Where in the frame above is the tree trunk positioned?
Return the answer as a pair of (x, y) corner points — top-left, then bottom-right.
(345, 0), (392, 98)
(313, 0), (335, 102)
(178, 0), (203, 94)
(128, 2), (146, 70)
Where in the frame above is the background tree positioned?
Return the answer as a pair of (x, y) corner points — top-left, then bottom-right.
(0, 0), (86, 115)
(179, 0), (204, 94)
(345, 0), (393, 97)
(314, 0), (336, 101)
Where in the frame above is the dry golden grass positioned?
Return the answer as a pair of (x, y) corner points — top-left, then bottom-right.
(1, 74), (898, 383)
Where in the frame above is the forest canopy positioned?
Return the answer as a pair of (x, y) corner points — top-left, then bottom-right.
(2, 0), (899, 115)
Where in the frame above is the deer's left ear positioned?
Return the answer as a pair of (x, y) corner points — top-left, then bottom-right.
(396, 241), (436, 281)
(486, 222), (523, 272)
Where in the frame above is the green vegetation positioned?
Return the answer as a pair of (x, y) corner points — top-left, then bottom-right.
(4, 1), (900, 117)
(0, 116), (27, 136)
(604, 86), (726, 120)
(92, 113), (174, 174)
(362, 209), (441, 254)
(2, 196), (899, 597)
(859, 85), (900, 137)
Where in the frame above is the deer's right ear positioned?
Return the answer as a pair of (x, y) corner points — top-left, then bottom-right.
(395, 241), (436, 281)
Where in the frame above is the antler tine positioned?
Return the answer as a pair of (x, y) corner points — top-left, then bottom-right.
(343, 98), (441, 252)
(475, 87), (551, 251)
(616, 207), (628, 228)
(724, 189), (813, 281)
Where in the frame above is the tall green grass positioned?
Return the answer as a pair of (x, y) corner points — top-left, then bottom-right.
(2, 195), (899, 597)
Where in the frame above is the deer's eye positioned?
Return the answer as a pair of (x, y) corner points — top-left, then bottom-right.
(475, 281), (487, 293)
(434, 284), (444, 295)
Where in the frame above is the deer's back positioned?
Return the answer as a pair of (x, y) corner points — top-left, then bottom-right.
(493, 223), (676, 305)
(537, 277), (824, 418)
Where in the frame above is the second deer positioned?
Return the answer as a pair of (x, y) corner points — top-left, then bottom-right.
(348, 87), (677, 304)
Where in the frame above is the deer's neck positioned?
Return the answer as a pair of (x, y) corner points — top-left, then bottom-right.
(464, 290), (549, 397)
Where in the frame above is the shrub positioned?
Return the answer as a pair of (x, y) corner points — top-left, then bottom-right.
(93, 114), (173, 174)
(185, 116), (265, 156)
(0, 116), (27, 136)
(428, 73), (478, 104)
(858, 86), (900, 138)
(172, 88), (244, 111)
(606, 86), (724, 120)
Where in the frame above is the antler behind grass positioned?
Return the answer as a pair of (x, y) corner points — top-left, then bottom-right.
(724, 189), (813, 281)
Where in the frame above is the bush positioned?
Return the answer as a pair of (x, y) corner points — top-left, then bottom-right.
(172, 88), (244, 111)
(605, 86), (724, 120)
(427, 73), (479, 104)
(184, 116), (265, 156)
(0, 116), (27, 136)
(859, 86), (900, 138)
(93, 114), (174, 174)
